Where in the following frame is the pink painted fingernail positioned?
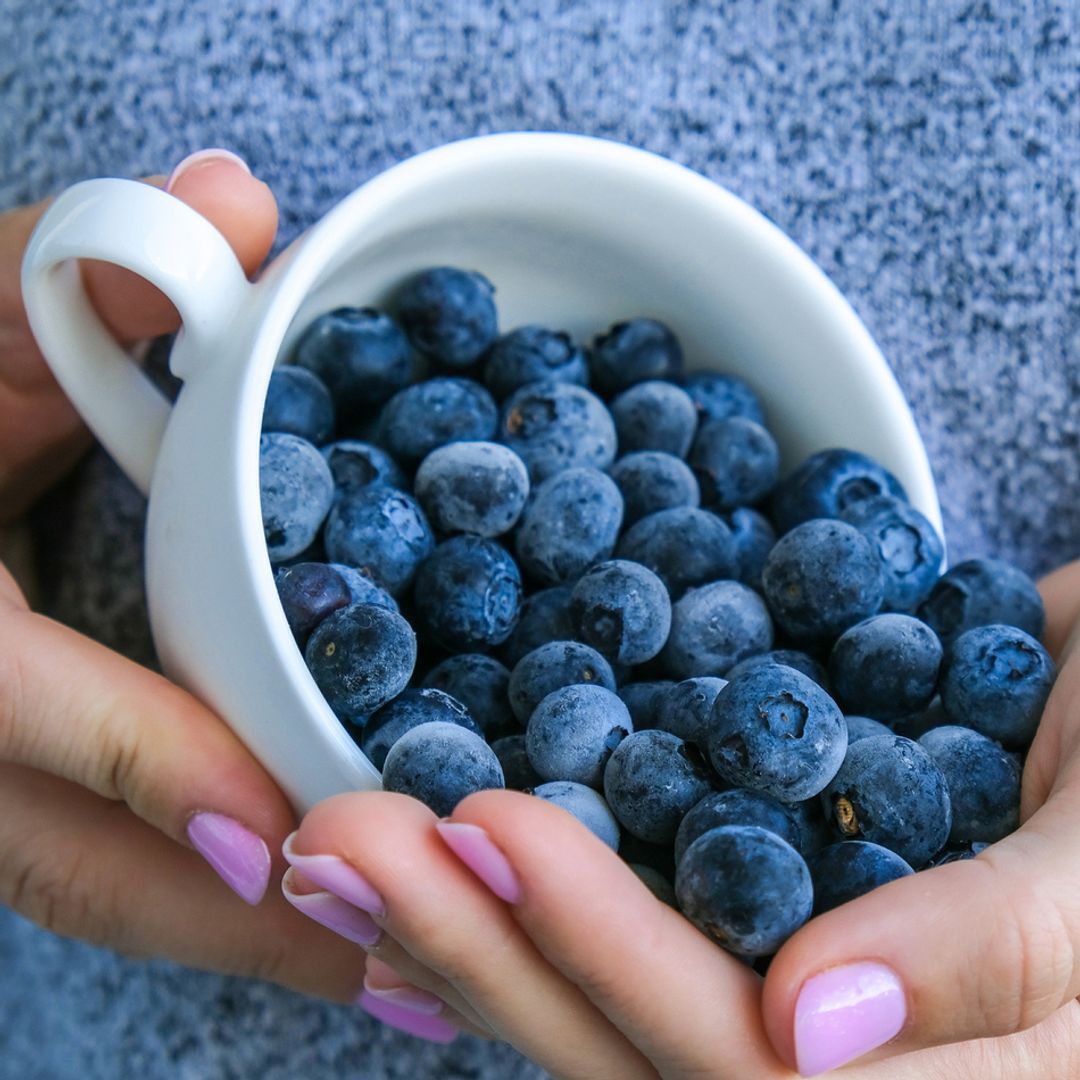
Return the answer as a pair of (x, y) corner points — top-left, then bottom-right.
(794, 962), (907, 1076)
(166, 147), (251, 191)
(186, 811), (270, 905)
(435, 822), (521, 903)
(362, 975), (444, 1016)
(282, 869), (382, 947)
(358, 990), (458, 1043)
(281, 831), (385, 916)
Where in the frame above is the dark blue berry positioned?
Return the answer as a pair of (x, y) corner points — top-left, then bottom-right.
(689, 417), (780, 511)
(609, 451), (700, 526)
(395, 267), (498, 368)
(497, 585), (576, 668)
(378, 377), (498, 466)
(329, 564), (399, 613)
(490, 734), (543, 790)
(724, 650), (829, 690)
(361, 687), (480, 770)
(259, 433), (334, 563)
(617, 680), (678, 731)
(674, 789), (802, 866)
(422, 653), (514, 741)
(274, 562), (351, 645)
(508, 640), (617, 724)
(570, 560), (672, 665)
(845, 715), (893, 742)
(589, 318), (683, 396)
(262, 366), (335, 445)
(610, 380), (697, 457)
(655, 677), (728, 743)
(532, 780), (621, 850)
(321, 440), (406, 493)
(723, 507), (777, 591)
(631, 865), (677, 906)
(483, 325), (589, 400)
(680, 371), (766, 427)
(809, 841), (914, 916)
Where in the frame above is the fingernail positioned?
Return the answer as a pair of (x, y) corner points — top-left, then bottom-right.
(794, 962), (907, 1076)
(357, 990), (458, 1043)
(282, 868), (382, 947)
(362, 975), (444, 1016)
(186, 811), (270, 905)
(166, 147), (251, 192)
(435, 822), (521, 903)
(281, 831), (385, 916)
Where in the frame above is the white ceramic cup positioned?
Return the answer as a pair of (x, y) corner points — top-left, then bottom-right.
(20, 132), (942, 815)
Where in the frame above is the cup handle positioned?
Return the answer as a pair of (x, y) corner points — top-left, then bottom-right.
(20, 178), (252, 495)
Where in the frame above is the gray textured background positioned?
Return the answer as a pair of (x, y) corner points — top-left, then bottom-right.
(2, 1), (1079, 1077)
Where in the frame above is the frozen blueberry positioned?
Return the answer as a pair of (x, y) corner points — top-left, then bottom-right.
(361, 687), (481, 770)
(293, 306), (415, 417)
(395, 267), (498, 368)
(490, 734), (543, 790)
(809, 841), (914, 916)
(761, 519), (885, 642)
(940, 624), (1056, 747)
(655, 677), (728, 743)
(630, 865), (677, 906)
(929, 841), (989, 867)
(497, 585), (576, 667)
(610, 380), (698, 457)
(381, 721), (504, 816)
(569, 560), (672, 665)
(609, 451), (700, 526)
(259, 432), (335, 563)
(675, 824), (812, 957)
(841, 495), (944, 612)
(323, 485), (434, 595)
(603, 729), (716, 844)
(413, 535), (522, 652)
(845, 715), (893, 742)
(532, 780), (621, 850)
(723, 507), (777, 591)
(305, 602), (416, 721)
(262, 366), (335, 445)
(680, 371), (767, 427)
(526, 684), (631, 788)
(274, 562), (352, 645)
(674, 789), (802, 866)
(618, 681), (678, 730)
(918, 558), (1045, 647)
(919, 726), (1021, 843)
(321, 440), (406, 494)
(616, 506), (737, 599)
(724, 650), (829, 690)
(378, 378), (498, 467)
(499, 381), (617, 483)
(328, 564), (399, 613)
(414, 441), (529, 537)
(829, 614), (942, 721)
(589, 318), (683, 396)
(508, 640), (617, 724)
(771, 448), (907, 535)
(708, 664), (848, 801)
(784, 797), (833, 859)
(422, 654), (514, 741)
(688, 417), (780, 511)
(891, 696), (950, 741)
(822, 734), (951, 867)
(662, 581), (773, 681)
(483, 325), (589, 400)
(515, 467), (624, 585)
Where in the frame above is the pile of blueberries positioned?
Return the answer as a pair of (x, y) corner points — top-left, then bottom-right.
(260, 266), (1057, 962)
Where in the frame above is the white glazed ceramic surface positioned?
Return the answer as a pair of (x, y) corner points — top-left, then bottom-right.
(20, 133), (942, 814)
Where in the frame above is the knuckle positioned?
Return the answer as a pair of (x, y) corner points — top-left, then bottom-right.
(0, 628), (29, 760)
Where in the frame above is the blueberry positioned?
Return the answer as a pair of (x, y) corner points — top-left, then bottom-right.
(603, 730), (716, 844)
(919, 726), (1021, 843)
(499, 381), (617, 483)
(293, 306), (415, 417)
(771, 448), (907, 535)
(891, 696), (950, 741)
(483, 325), (589, 400)
(809, 841), (914, 916)
(630, 865), (677, 906)
(929, 841), (989, 867)
(616, 506), (737, 599)
(840, 495), (944, 612)
(618, 680), (678, 731)
(674, 789), (802, 866)
(515, 467), (624, 585)
(491, 734), (543, 791)
(381, 721), (504, 816)
(321, 440), (406, 493)
(508, 640), (617, 724)
(361, 687), (481, 770)
(708, 664), (848, 801)
(414, 441), (529, 537)
(724, 650), (829, 690)
(939, 624), (1056, 747)
(532, 780), (621, 850)
(497, 585), (576, 668)
(845, 715), (893, 742)
(609, 451), (700, 526)
(274, 562), (352, 645)
(262, 366), (335, 445)
(829, 614), (943, 721)
(723, 507), (777, 591)
(761, 519), (885, 642)
(655, 677), (728, 743)
(413, 535), (522, 652)
(526, 684), (632, 788)
(680, 371), (767, 427)
(822, 734), (952, 867)
(394, 267), (498, 368)
(675, 824), (812, 957)
(422, 653), (514, 741)
(328, 564), (399, 613)
(589, 318), (683, 396)
(304, 602), (416, 720)
(378, 378), (498, 467)
(323, 485), (434, 595)
(918, 558), (1045, 646)
(259, 433), (335, 563)
(610, 380), (698, 457)
(662, 581), (774, 681)
(688, 417), (780, 511)
(569, 560), (672, 665)
(784, 797), (833, 859)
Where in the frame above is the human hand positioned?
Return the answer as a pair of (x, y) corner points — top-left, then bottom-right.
(283, 560), (1080, 1074)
